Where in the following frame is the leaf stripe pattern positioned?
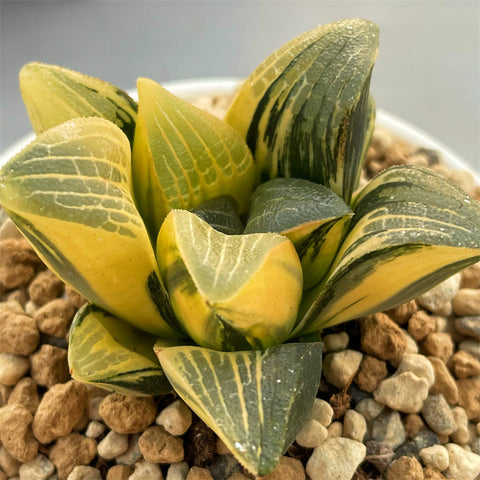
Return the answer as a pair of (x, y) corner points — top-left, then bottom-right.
(296, 166), (480, 334)
(158, 343), (322, 476)
(225, 18), (379, 203)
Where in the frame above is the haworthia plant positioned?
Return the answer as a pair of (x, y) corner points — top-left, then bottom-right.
(1, 18), (480, 476)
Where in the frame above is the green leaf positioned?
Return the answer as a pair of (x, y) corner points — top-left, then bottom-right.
(296, 165), (480, 335)
(132, 78), (257, 241)
(0, 117), (178, 337)
(191, 195), (244, 235)
(225, 18), (379, 203)
(245, 178), (353, 288)
(157, 343), (322, 476)
(156, 209), (303, 351)
(19, 62), (137, 142)
(69, 304), (172, 395)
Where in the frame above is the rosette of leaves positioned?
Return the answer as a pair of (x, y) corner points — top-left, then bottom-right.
(1, 18), (480, 476)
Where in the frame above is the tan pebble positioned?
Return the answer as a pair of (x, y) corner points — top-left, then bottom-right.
(128, 459), (162, 480)
(106, 464), (133, 480)
(0, 352), (30, 385)
(322, 350), (362, 389)
(310, 398), (334, 427)
(215, 437), (230, 455)
(226, 474), (251, 480)
(384, 138), (411, 167)
(343, 409), (367, 442)
(461, 261), (480, 289)
(7, 377), (39, 414)
(0, 383), (10, 407)
(452, 288), (480, 316)
(30, 344), (69, 388)
(28, 271), (64, 306)
(34, 298), (75, 337)
(295, 418), (328, 448)
(431, 164), (452, 179)
(354, 355), (387, 392)
(33, 381), (88, 444)
(99, 393), (157, 434)
(451, 406), (469, 444)
(370, 128), (393, 157)
(322, 332), (349, 353)
(423, 467), (447, 479)
(457, 378), (480, 420)
(0, 403), (38, 463)
(260, 456), (305, 480)
(428, 356), (459, 405)
(403, 414), (426, 439)
(0, 300), (24, 316)
(25, 299), (40, 316)
(434, 315), (448, 333)
(450, 169), (476, 192)
(0, 312), (39, 355)
(385, 300), (418, 325)
(6, 288), (28, 306)
(408, 310), (436, 341)
(88, 395), (105, 421)
(422, 333), (454, 363)
(449, 350), (480, 378)
(49, 432), (97, 480)
(138, 425), (184, 463)
(0, 238), (40, 289)
(0, 445), (22, 476)
(444, 443), (480, 480)
(67, 465), (102, 480)
(64, 285), (87, 309)
(360, 313), (407, 361)
(186, 466), (213, 480)
(407, 153), (430, 167)
(0, 471), (5, 480)
(0, 219), (22, 240)
(386, 456), (423, 480)
(73, 404), (90, 431)
(156, 399), (192, 436)
(419, 444), (449, 471)
(327, 421), (343, 438)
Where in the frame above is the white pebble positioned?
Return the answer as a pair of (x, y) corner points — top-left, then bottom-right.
(343, 410), (367, 443)
(84, 420), (106, 439)
(97, 430), (129, 460)
(156, 400), (192, 436)
(116, 434), (142, 466)
(355, 398), (384, 421)
(451, 407), (470, 444)
(165, 461), (189, 480)
(67, 466), (102, 480)
(417, 273), (461, 313)
(88, 396), (104, 422)
(18, 454), (54, 480)
(322, 332), (349, 353)
(128, 460), (163, 480)
(419, 444), (449, 471)
(445, 443), (480, 480)
(310, 398), (334, 427)
(322, 350), (363, 389)
(394, 353), (435, 387)
(296, 419), (328, 448)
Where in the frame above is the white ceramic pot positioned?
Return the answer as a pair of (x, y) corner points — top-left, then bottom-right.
(1, 78), (479, 185)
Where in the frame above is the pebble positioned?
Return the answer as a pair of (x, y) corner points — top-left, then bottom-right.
(419, 444), (449, 471)
(355, 398), (384, 421)
(28, 271), (64, 306)
(396, 353), (435, 387)
(32, 381), (87, 444)
(472, 438), (480, 456)
(360, 313), (407, 361)
(186, 467), (212, 480)
(459, 338), (480, 361)
(322, 332), (349, 353)
(408, 310), (436, 340)
(342, 409), (366, 442)
(99, 393), (157, 434)
(305, 437), (366, 480)
(128, 460), (163, 480)
(138, 426), (184, 464)
(374, 371), (429, 413)
(454, 315), (480, 339)
(97, 431), (129, 460)
(393, 430), (439, 460)
(115, 434), (142, 466)
(67, 466), (102, 480)
(85, 420), (106, 439)
(106, 464), (133, 480)
(322, 350), (362, 389)
(295, 418), (328, 448)
(416, 273), (460, 313)
(452, 288), (480, 315)
(327, 421), (342, 439)
(156, 400), (192, 436)
(421, 395), (456, 435)
(450, 407), (469, 444)
(370, 409), (405, 450)
(428, 356), (459, 405)
(385, 456), (423, 480)
(0, 313), (39, 355)
(33, 298), (75, 338)
(0, 352), (30, 385)
(461, 261), (480, 288)
(354, 355), (387, 392)
(457, 378), (480, 420)
(309, 398), (334, 427)
(444, 443), (480, 480)
(8, 377), (39, 414)
(260, 456), (304, 480)
(30, 344), (69, 388)
(209, 453), (242, 479)
(18, 454), (54, 480)
(450, 350), (480, 378)
(403, 413), (426, 439)
(422, 332), (454, 362)
(0, 238), (38, 289)
(423, 467), (448, 480)
(165, 461), (189, 480)
(0, 445), (22, 477)
(386, 299), (418, 325)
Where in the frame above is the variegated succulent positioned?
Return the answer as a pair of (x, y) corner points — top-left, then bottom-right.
(1, 18), (480, 476)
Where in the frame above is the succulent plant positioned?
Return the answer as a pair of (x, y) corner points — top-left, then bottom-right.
(1, 18), (480, 476)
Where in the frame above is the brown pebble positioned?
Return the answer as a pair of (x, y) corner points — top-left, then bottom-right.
(0, 403), (39, 463)
(138, 425), (184, 463)
(354, 355), (388, 392)
(457, 378), (480, 420)
(6, 288), (27, 306)
(360, 313), (407, 361)
(408, 310), (436, 341)
(428, 356), (459, 405)
(452, 288), (480, 316)
(99, 393), (157, 434)
(106, 464), (133, 480)
(386, 456), (423, 480)
(422, 333), (454, 363)
(227, 474), (251, 480)
(49, 432), (97, 480)
(34, 298), (75, 337)
(261, 456), (305, 480)
(65, 285), (88, 309)
(186, 466), (214, 480)
(28, 270), (64, 306)
(423, 467), (447, 480)
(0, 384), (10, 407)
(403, 414), (426, 439)
(386, 300), (418, 325)
(0, 238), (40, 290)
(7, 377), (39, 414)
(32, 381), (88, 444)
(30, 344), (70, 388)
(461, 262), (480, 289)
(0, 312), (39, 355)
(449, 350), (480, 378)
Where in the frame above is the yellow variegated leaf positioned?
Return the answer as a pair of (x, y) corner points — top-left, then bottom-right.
(156, 209), (302, 351)
(157, 343), (323, 476)
(132, 78), (257, 240)
(19, 62), (137, 141)
(225, 18), (379, 203)
(69, 304), (173, 395)
(0, 117), (179, 337)
(295, 165), (480, 335)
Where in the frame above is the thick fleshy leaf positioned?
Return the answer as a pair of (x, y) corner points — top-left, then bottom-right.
(225, 18), (379, 203)
(132, 78), (257, 241)
(69, 304), (173, 395)
(156, 209), (303, 351)
(157, 343), (322, 476)
(19, 62), (137, 142)
(296, 165), (480, 335)
(190, 195), (244, 235)
(0, 117), (178, 336)
(245, 178), (353, 288)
